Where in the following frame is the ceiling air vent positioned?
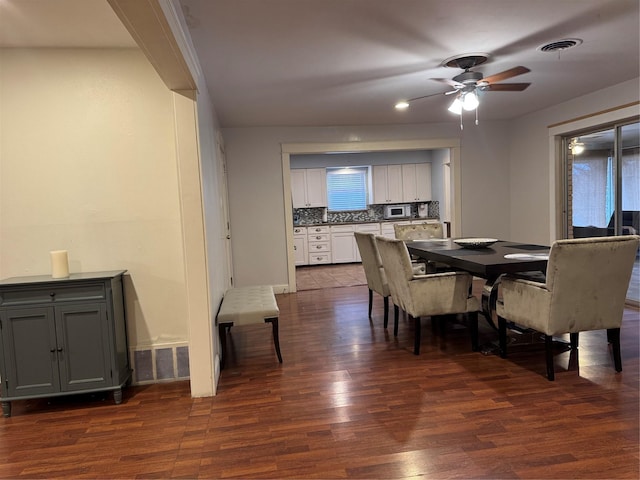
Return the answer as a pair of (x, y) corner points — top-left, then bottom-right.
(537, 38), (583, 52)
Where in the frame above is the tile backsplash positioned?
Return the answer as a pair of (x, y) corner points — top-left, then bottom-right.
(294, 202), (439, 225)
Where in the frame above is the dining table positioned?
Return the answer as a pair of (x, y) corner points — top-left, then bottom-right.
(405, 238), (550, 330)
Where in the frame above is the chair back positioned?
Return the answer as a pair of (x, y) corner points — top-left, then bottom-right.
(394, 222), (443, 241)
(354, 232), (389, 297)
(375, 236), (417, 312)
(545, 235), (639, 333)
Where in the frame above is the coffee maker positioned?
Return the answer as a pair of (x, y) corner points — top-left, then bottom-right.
(417, 203), (429, 218)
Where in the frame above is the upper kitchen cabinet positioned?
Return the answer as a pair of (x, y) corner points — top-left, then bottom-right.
(402, 163), (432, 202)
(371, 165), (403, 204)
(291, 168), (327, 208)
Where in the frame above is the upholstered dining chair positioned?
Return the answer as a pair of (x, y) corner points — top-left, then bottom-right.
(496, 235), (640, 381)
(354, 232), (391, 328)
(394, 222), (449, 272)
(375, 236), (480, 355)
(393, 222), (444, 240)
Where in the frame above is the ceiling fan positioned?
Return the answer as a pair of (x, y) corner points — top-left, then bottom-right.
(395, 54), (531, 127)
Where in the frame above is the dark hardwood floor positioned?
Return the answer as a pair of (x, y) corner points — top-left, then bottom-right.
(1, 283), (638, 479)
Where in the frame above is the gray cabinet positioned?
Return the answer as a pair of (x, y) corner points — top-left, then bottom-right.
(0, 271), (130, 417)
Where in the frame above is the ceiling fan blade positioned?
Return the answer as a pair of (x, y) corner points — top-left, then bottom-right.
(406, 91), (450, 103)
(481, 66), (530, 84)
(483, 83), (531, 92)
(431, 77), (463, 88)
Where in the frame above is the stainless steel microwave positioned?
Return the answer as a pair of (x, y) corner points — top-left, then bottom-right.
(383, 204), (411, 219)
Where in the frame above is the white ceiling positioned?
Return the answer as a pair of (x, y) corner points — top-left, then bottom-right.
(1, 0), (638, 128)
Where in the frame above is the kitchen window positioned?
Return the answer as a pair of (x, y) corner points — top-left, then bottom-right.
(326, 167), (368, 211)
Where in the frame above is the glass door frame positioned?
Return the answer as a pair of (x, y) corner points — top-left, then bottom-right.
(561, 118), (639, 239)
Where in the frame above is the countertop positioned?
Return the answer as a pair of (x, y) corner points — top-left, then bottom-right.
(294, 218), (439, 227)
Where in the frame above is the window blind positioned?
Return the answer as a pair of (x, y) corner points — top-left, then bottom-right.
(326, 167), (368, 211)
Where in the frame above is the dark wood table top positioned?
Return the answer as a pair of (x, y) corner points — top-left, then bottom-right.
(406, 239), (549, 279)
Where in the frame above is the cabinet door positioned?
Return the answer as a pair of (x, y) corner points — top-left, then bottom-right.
(305, 168), (327, 207)
(371, 165), (389, 204)
(331, 233), (357, 263)
(373, 165), (403, 204)
(55, 303), (111, 392)
(291, 169), (307, 207)
(414, 163), (432, 201)
(401, 164), (418, 202)
(0, 307), (60, 397)
(293, 236), (307, 265)
(386, 165), (403, 203)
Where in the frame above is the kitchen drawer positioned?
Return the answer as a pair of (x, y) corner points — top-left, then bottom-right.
(308, 253), (331, 264)
(308, 242), (330, 253)
(330, 225), (355, 233)
(293, 226), (307, 235)
(355, 223), (380, 233)
(308, 225), (329, 235)
(308, 233), (329, 242)
(0, 283), (106, 306)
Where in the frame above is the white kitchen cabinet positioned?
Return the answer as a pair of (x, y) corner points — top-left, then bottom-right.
(330, 225), (357, 263)
(291, 168), (327, 208)
(371, 165), (403, 204)
(307, 225), (331, 264)
(293, 227), (307, 266)
(401, 163), (432, 202)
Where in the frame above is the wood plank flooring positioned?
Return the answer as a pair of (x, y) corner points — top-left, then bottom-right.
(0, 283), (638, 479)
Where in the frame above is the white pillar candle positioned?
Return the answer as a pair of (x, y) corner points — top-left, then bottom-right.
(50, 250), (70, 279)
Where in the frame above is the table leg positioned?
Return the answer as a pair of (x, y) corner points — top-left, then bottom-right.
(480, 275), (501, 331)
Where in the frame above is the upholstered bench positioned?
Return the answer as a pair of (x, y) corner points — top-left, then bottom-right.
(216, 285), (282, 369)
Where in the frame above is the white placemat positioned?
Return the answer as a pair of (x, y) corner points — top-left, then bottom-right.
(504, 253), (549, 260)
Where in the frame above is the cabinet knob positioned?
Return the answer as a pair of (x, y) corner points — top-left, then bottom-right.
(49, 292), (55, 298)
(50, 348), (56, 353)
(316, 245), (322, 249)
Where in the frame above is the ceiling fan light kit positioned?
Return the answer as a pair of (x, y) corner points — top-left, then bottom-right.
(395, 53), (531, 129)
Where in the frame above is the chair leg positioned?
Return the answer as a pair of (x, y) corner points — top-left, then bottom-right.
(265, 317), (283, 363)
(383, 296), (389, 329)
(545, 334), (555, 381)
(218, 322), (233, 370)
(608, 328), (622, 372)
(413, 316), (421, 355)
(368, 289), (373, 318)
(393, 304), (399, 337)
(469, 311), (479, 352)
(498, 316), (508, 358)
(570, 332), (579, 350)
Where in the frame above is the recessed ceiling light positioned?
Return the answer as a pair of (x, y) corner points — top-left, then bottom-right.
(537, 38), (583, 52)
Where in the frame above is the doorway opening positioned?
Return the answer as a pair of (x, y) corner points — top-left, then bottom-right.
(281, 139), (461, 293)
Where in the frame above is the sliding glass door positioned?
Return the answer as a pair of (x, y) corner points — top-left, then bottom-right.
(564, 120), (639, 304)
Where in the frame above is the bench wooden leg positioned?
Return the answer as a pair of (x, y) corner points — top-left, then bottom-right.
(218, 322), (233, 370)
(265, 317), (283, 363)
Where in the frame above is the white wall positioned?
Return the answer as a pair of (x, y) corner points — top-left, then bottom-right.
(222, 122), (512, 287)
(0, 48), (189, 349)
(508, 77), (640, 244)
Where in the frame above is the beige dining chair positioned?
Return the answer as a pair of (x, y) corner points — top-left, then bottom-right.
(496, 235), (640, 381)
(394, 222), (449, 272)
(354, 232), (391, 328)
(375, 236), (480, 355)
(393, 222), (444, 240)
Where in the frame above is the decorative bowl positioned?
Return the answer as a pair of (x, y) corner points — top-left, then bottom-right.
(453, 238), (498, 249)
